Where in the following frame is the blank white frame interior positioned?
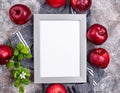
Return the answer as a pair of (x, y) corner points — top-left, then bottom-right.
(34, 14), (87, 83)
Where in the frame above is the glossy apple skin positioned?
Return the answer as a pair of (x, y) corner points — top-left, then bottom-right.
(9, 4), (32, 25)
(87, 24), (108, 45)
(71, 0), (92, 13)
(0, 45), (13, 65)
(46, 0), (66, 8)
(46, 84), (67, 93)
(89, 48), (110, 69)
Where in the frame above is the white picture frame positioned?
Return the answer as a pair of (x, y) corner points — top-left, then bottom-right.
(34, 14), (87, 83)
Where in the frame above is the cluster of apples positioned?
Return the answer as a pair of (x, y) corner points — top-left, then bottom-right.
(0, 4), (32, 65)
(87, 24), (110, 69)
(46, 0), (92, 13)
(8, 0), (92, 25)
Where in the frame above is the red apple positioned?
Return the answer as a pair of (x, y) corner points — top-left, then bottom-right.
(71, 0), (92, 13)
(46, 0), (66, 8)
(0, 45), (13, 65)
(87, 24), (108, 45)
(89, 48), (110, 69)
(9, 4), (32, 25)
(46, 84), (67, 93)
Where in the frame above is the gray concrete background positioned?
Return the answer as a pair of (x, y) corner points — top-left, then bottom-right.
(0, 0), (120, 93)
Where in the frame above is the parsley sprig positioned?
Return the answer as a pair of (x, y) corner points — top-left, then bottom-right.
(6, 42), (32, 93)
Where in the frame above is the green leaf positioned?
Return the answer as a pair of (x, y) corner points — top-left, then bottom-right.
(8, 39), (12, 48)
(26, 72), (31, 77)
(14, 49), (19, 56)
(13, 71), (19, 79)
(14, 62), (21, 68)
(21, 47), (29, 54)
(24, 53), (32, 59)
(19, 86), (24, 93)
(14, 79), (20, 87)
(6, 61), (14, 69)
(17, 42), (24, 50)
(18, 54), (24, 61)
(21, 79), (30, 85)
(23, 68), (30, 77)
(23, 68), (29, 72)
(11, 56), (15, 60)
(12, 69), (17, 74)
(12, 69), (21, 79)
(18, 67), (23, 73)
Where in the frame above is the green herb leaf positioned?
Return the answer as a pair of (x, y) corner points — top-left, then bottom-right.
(23, 68), (29, 73)
(23, 68), (30, 77)
(14, 79), (20, 87)
(14, 62), (20, 68)
(21, 79), (30, 85)
(19, 86), (24, 93)
(11, 56), (15, 60)
(18, 67), (23, 73)
(7, 42), (32, 93)
(26, 72), (31, 77)
(21, 47), (29, 54)
(8, 39), (12, 48)
(24, 53), (32, 59)
(12, 69), (16, 74)
(13, 71), (19, 79)
(6, 61), (14, 69)
(18, 54), (24, 61)
(17, 42), (24, 50)
(14, 49), (19, 56)
(12, 69), (21, 79)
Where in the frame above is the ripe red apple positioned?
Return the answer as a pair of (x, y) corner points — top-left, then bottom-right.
(71, 0), (92, 13)
(46, 84), (67, 93)
(0, 45), (13, 65)
(46, 0), (66, 8)
(9, 4), (32, 25)
(87, 24), (108, 45)
(89, 48), (110, 69)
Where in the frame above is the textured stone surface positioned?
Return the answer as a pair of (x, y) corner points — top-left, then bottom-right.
(0, 0), (120, 93)
(90, 0), (120, 93)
